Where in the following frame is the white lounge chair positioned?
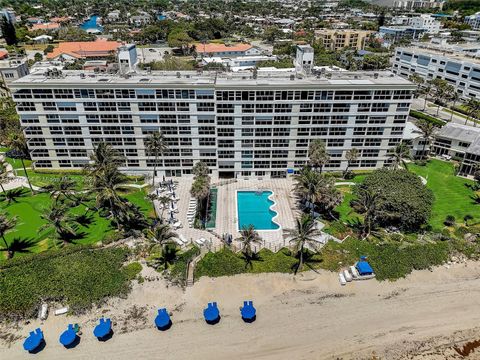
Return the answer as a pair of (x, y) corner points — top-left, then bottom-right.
(194, 238), (206, 246)
(339, 273), (346, 286)
(179, 234), (189, 245)
(350, 266), (359, 279)
(343, 269), (352, 282)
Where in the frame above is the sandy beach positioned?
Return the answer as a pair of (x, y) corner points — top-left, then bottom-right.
(2, 262), (480, 360)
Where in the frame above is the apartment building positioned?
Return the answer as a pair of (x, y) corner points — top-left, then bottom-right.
(314, 29), (373, 51)
(407, 15), (441, 34)
(392, 46), (480, 99)
(465, 12), (480, 30)
(432, 123), (480, 176)
(11, 70), (415, 179)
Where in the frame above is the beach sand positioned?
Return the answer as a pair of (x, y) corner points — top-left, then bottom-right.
(2, 262), (480, 359)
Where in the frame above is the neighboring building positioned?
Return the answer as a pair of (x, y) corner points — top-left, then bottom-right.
(407, 15), (441, 34)
(465, 12), (480, 30)
(393, 0), (445, 10)
(379, 26), (428, 43)
(314, 29), (373, 51)
(402, 121), (430, 158)
(11, 70), (415, 178)
(30, 22), (61, 32)
(129, 12), (151, 26)
(117, 44), (138, 72)
(295, 44), (314, 74)
(460, 30), (480, 42)
(0, 57), (29, 94)
(107, 10), (121, 22)
(195, 43), (261, 58)
(201, 55), (278, 71)
(46, 40), (121, 61)
(392, 46), (480, 99)
(1, 8), (16, 24)
(432, 123), (480, 176)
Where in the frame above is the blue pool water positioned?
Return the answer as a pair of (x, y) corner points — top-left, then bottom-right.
(80, 15), (103, 32)
(237, 191), (279, 230)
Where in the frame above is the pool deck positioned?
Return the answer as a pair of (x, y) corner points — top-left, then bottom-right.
(156, 176), (338, 252)
(215, 178), (299, 248)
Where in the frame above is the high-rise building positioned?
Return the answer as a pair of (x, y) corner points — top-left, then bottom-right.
(11, 69), (415, 179)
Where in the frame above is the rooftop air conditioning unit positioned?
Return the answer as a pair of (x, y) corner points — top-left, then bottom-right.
(290, 74), (295, 80)
(374, 72), (379, 79)
(176, 72), (181, 78)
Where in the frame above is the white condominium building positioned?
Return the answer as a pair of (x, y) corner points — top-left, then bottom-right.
(392, 46), (480, 99)
(11, 69), (415, 179)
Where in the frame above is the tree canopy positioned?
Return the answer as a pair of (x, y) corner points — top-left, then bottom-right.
(353, 169), (434, 231)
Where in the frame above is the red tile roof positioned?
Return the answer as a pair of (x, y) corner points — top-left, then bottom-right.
(31, 22), (61, 31)
(46, 40), (121, 60)
(195, 43), (252, 54)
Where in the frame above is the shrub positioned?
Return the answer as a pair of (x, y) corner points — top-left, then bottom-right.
(168, 246), (200, 284)
(0, 246), (132, 320)
(409, 110), (445, 126)
(122, 261), (142, 280)
(354, 169), (434, 231)
(319, 237), (450, 280)
(102, 231), (124, 245)
(444, 215), (456, 226)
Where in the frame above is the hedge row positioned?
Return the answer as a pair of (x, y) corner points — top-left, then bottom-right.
(409, 110), (446, 126)
(0, 246), (133, 320)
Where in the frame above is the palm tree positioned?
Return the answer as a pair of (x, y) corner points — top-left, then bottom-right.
(464, 98), (480, 127)
(157, 195), (171, 220)
(147, 223), (178, 270)
(294, 166), (321, 210)
(388, 142), (411, 170)
(6, 132), (33, 194)
(237, 225), (262, 268)
(0, 159), (9, 196)
(150, 244), (180, 271)
(85, 141), (124, 177)
(190, 175), (211, 225)
(308, 139), (330, 173)
(148, 222), (177, 249)
(144, 131), (168, 187)
(0, 212), (17, 259)
(42, 176), (78, 205)
(344, 148), (359, 177)
(284, 214), (322, 275)
(351, 187), (381, 239)
(40, 204), (78, 246)
(192, 161), (210, 178)
(415, 119), (437, 160)
(448, 91), (460, 122)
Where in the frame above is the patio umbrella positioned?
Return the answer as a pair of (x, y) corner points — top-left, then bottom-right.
(23, 328), (44, 352)
(240, 301), (256, 322)
(93, 318), (112, 340)
(203, 302), (220, 324)
(59, 324), (78, 348)
(154, 308), (172, 330)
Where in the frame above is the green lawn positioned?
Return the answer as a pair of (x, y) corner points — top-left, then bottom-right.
(407, 160), (479, 230)
(0, 187), (154, 260)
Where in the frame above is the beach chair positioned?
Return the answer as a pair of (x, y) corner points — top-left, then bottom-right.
(350, 266), (359, 279)
(338, 273), (346, 286)
(343, 269), (352, 282)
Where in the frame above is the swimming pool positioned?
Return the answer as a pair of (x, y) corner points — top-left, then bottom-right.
(237, 191), (280, 230)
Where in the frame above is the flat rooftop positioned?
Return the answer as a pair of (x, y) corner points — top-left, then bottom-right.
(12, 69), (414, 88)
(398, 45), (480, 64)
